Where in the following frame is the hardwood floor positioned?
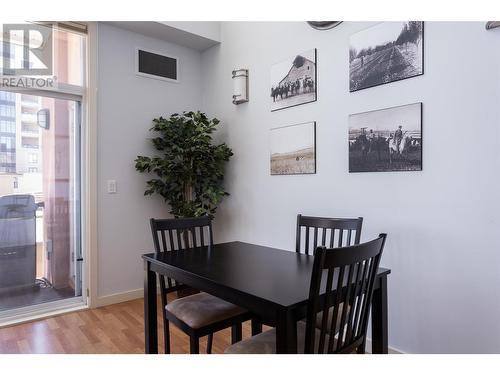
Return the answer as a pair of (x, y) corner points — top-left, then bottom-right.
(0, 297), (259, 354)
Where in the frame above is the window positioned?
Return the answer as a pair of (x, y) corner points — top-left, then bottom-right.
(0, 105), (15, 117)
(0, 136), (13, 150)
(0, 91), (15, 101)
(21, 136), (39, 149)
(22, 122), (38, 134)
(0, 120), (15, 133)
(28, 153), (38, 163)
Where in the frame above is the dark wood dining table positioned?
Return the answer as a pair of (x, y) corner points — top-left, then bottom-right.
(142, 241), (391, 354)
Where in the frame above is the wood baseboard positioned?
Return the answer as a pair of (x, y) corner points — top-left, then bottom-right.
(94, 288), (145, 307)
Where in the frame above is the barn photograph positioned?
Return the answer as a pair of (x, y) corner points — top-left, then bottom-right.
(270, 48), (317, 111)
(348, 102), (422, 172)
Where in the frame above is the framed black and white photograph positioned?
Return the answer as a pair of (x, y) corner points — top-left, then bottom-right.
(270, 121), (316, 175)
(349, 22), (423, 92)
(349, 103), (422, 173)
(270, 49), (317, 111)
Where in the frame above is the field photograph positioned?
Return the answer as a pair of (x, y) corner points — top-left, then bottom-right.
(349, 103), (422, 173)
(270, 49), (317, 111)
(270, 121), (316, 175)
(349, 22), (423, 92)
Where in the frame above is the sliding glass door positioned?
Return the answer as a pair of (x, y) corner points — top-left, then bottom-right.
(0, 92), (83, 312)
(0, 23), (87, 318)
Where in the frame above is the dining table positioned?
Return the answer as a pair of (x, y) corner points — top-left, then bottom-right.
(142, 241), (391, 354)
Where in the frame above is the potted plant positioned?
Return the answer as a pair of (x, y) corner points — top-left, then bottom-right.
(135, 111), (233, 219)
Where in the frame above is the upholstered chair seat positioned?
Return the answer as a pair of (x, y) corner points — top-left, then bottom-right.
(225, 321), (333, 354)
(166, 292), (247, 329)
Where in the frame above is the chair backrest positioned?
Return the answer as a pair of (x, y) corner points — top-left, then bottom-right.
(304, 234), (386, 354)
(296, 214), (363, 255)
(150, 216), (213, 293)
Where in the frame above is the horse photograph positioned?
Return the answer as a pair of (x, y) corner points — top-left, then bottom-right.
(348, 103), (422, 172)
(270, 49), (317, 111)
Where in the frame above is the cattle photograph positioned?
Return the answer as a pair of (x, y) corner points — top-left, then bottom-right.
(270, 121), (316, 175)
(349, 22), (423, 92)
(270, 49), (317, 111)
(349, 103), (422, 173)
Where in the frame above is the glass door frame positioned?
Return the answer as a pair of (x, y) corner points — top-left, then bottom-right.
(0, 84), (89, 325)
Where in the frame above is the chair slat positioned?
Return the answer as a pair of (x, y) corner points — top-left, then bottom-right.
(167, 230), (175, 250)
(345, 261), (364, 343)
(328, 265), (345, 353)
(305, 227), (310, 255)
(337, 229), (344, 248)
(160, 231), (167, 252)
(199, 226), (205, 246)
(336, 263), (356, 349)
(318, 268), (334, 353)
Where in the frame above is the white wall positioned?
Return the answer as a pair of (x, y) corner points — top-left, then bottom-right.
(201, 22), (500, 353)
(96, 23), (202, 298)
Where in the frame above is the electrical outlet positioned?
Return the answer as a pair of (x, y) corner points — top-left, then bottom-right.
(107, 179), (117, 193)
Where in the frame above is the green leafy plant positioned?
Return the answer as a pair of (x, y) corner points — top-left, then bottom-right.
(135, 111), (233, 218)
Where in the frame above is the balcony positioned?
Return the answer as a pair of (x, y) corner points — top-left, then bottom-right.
(0, 194), (75, 312)
(21, 137), (39, 149)
(21, 123), (39, 134)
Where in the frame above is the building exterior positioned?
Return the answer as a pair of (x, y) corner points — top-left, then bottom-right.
(279, 55), (315, 88)
(0, 91), (17, 174)
(16, 94), (42, 175)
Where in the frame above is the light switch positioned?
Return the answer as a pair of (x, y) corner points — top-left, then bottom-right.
(107, 179), (117, 194)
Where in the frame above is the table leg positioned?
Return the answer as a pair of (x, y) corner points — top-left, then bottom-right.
(251, 318), (263, 336)
(231, 323), (243, 344)
(144, 260), (158, 354)
(371, 275), (388, 354)
(275, 309), (297, 354)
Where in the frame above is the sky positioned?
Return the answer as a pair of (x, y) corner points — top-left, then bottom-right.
(349, 103), (421, 132)
(270, 122), (315, 154)
(350, 22), (408, 52)
(271, 49), (315, 87)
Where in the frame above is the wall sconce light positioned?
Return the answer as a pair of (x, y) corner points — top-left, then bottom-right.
(232, 68), (249, 105)
(486, 21), (500, 30)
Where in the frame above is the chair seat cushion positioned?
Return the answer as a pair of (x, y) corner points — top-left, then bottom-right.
(225, 321), (334, 354)
(165, 292), (246, 329)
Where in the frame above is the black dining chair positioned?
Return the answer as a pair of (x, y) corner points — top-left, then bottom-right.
(296, 214), (363, 331)
(296, 214), (363, 254)
(224, 234), (387, 354)
(150, 216), (251, 354)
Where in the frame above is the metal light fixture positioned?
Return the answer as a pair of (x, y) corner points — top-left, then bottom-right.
(307, 21), (343, 30)
(486, 21), (500, 30)
(232, 68), (249, 105)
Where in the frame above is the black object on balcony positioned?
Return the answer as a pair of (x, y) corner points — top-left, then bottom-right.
(0, 194), (37, 292)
